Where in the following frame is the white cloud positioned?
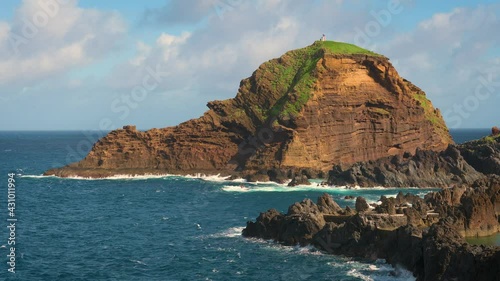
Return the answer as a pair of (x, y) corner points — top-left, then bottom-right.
(2, 1), (498, 130)
(0, 0), (126, 86)
(379, 5), (500, 128)
(406, 52), (433, 71)
(419, 8), (461, 29)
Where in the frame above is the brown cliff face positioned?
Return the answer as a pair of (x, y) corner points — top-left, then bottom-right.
(45, 41), (452, 178)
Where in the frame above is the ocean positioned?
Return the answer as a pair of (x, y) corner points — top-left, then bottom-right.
(0, 129), (491, 280)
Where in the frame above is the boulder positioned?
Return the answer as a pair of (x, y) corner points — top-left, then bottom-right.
(267, 168), (289, 184)
(246, 171), (270, 182)
(288, 175), (311, 186)
(242, 209), (283, 240)
(375, 196), (396, 215)
(492, 126), (500, 136)
(355, 196), (370, 213)
(458, 136), (500, 176)
(316, 193), (343, 215)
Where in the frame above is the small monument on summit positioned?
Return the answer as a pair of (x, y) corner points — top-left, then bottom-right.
(321, 34), (326, 41)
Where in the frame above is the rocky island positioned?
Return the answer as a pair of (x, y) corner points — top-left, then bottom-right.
(45, 41), (452, 180)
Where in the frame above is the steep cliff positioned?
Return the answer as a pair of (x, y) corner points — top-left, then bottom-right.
(45, 41), (452, 178)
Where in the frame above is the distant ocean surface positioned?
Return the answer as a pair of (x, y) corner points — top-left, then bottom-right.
(448, 128), (491, 144)
(0, 129), (491, 280)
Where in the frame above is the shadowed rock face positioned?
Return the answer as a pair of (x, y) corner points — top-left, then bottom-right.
(327, 135), (500, 188)
(458, 134), (500, 176)
(327, 145), (485, 188)
(45, 41), (452, 178)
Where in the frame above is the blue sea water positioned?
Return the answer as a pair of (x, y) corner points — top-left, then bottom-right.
(0, 129), (490, 280)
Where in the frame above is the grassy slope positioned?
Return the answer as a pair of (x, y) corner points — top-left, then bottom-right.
(319, 41), (382, 56)
(264, 41), (381, 123)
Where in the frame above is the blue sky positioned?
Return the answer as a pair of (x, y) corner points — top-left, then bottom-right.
(0, 0), (499, 130)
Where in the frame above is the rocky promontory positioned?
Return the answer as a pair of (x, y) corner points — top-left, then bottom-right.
(45, 41), (452, 179)
(243, 176), (500, 280)
(328, 133), (500, 187)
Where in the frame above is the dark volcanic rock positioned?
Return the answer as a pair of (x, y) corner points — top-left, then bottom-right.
(403, 207), (425, 227)
(279, 212), (326, 246)
(316, 193), (343, 215)
(375, 196), (396, 215)
(266, 168), (289, 184)
(419, 221), (500, 281)
(246, 171), (270, 182)
(458, 135), (500, 176)
(424, 185), (465, 211)
(244, 179), (500, 281)
(355, 197), (370, 213)
(459, 188), (498, 236)
(242, 209), (283, 240)
(423, 179), (499, 236)
(328, 145), (484, 188)
(287, 199), (320, 215)
(288, 175), (311, 186)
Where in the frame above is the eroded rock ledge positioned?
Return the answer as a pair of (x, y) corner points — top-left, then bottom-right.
(243, 175), (500, 281)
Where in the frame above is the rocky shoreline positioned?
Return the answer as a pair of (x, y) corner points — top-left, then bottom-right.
(243, 175), (500, 280)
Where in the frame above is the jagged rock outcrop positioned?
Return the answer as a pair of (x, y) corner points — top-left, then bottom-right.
(316, 193), (343, 214)
(418, 222), (500, 281)
(355, 196), (370, 213)
(287, 175), (311, 186)
(327, 145), (484, 187)
(327, 134), (500, 189)
(492, 126), (500, 136)
(243, 178), (500, 281)
(45, 41), (452, 178)
(458, 134), (500, 176)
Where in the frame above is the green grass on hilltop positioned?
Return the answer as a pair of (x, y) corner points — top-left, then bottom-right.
(317, 40), (382, 56)
(484, 134), (500, 143)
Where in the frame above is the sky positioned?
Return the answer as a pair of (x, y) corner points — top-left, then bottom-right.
(0, 0), (499, 131)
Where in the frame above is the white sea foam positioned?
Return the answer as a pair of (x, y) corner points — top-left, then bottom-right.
(219, 182), (403, 193)
(19, 173), (176, 180)
(184, 173), (231, 182)
(221, 185), (252, 192)
(241, 230), (416, 280)
(130, 259), (147, 266)
(209, 226), (245, 238)
(20, 172), (251, 184)
(221, 184), (341, 193)
(19, 174), (57, 179)
(343, 260), (416, 281)
(347, 269), (374, 281)
(20, 173), (232, 182)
